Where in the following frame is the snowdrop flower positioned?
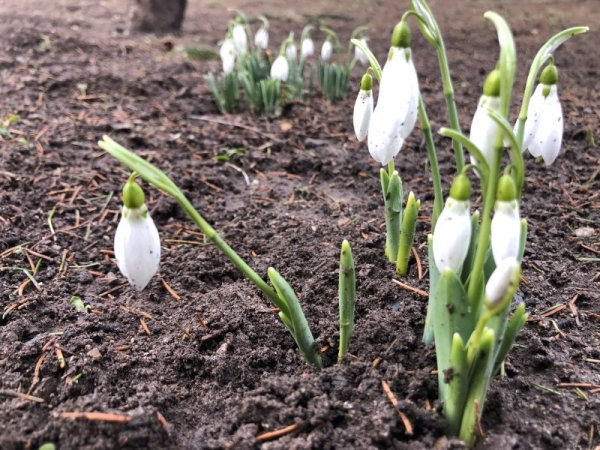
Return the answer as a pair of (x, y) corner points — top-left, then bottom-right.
(353, 73), (373, 142)
(114, 178), (161, 291)
(485, 257), (520, 307)
(367, 21), (420, 165)
(232, 23), (248, 55)
(321, 39), (333, 61)
(219, 39), (236, 74)
(286, 42), (298, 61)
(354, 38), (369, 66)
(270, 54), (289, 81)
(433, 174), (472, 273)
(469, 69), (501, 168)
(301, 37), (315, 58)
(491, 175), (521, 265)
(521, 63), (563, 166)
(254, 27), (269, 50)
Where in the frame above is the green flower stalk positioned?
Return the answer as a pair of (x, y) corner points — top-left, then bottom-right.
(338, 240), (356, 362)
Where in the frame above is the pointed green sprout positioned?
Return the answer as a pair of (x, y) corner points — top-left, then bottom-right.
(338, 240), (356, 362)
(382, 170), (403, 263)
(99, 136), (322, 368)
(396, 192), (420, 275)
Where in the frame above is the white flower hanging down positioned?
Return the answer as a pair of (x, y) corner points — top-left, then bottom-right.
(521, 63), (563, 166)
(469, 69), (501, 168)
(354, 38), (370, 66)
(270, 54), (289, 81)
(491, 175), (522, 265)
(367, 21), (420, 165)
(485, 257), (520, 306)
(432, 175), (472, 273)
(301, 37), (315, 58)
(114, 179), (161, 291)
(232, 23), (248, 55)
(254, 27), (269, 50)
(219, 39), (236, 74)
(353, 73), (374, 142)
(286, 42), (298, 61)
(321, 40), (333, 61)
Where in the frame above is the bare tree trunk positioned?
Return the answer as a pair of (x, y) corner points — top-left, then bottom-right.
(129, 0), (187, 33)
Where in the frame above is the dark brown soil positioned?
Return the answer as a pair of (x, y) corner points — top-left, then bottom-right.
(1, 1), (598, 449)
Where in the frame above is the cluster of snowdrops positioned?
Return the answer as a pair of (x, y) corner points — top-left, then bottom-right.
(101, 0), (587, 447)
(207, 12), (370, 115)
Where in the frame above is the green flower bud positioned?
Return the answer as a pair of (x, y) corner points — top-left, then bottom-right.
(360, 72), (373, 91)
(483, 69), (501, 97)
(496, 174), (517, 202)
(122, 178), (145, 209)
(449, 173), (472, 201)
(391, 21), (411, 48)
(539, 62), (558, 86)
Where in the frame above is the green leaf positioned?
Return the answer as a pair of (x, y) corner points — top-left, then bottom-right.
(422, 235), (438, 346)
(493, 303), (527, 373)
(338, 240), (356, 362)
(444, 333), (468, 435)
(396, 192), (420, 276)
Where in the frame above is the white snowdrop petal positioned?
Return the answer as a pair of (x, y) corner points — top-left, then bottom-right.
(286, 43), (297, 61)
(232, 24), (247, 55)
(301, 38), (314, 58)
(491, 200), (521, 265)
(485, 257), (519, 305)
(270, 55), (289, 81)
(367, 103), (404, 165)
(354, 38), (369, 66)
(353, 89), (373, 142)
(321, 40), (333, 61)
(399, 53), (420, 139)
(531, 86), (563, 166)
(114, 207), (161, 291)
(432, 198), (472, 273)
(521, 84), (546, 152)
(254, 28), (269, 49)
(222, 54), (235, 74)
(469, 96), (501, 168)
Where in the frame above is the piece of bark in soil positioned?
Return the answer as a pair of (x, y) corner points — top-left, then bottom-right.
(128, 0), (187, 33)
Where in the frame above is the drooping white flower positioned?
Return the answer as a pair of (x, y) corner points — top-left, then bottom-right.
(270, 55), (289, 81)
(469, 95), (501, 168)
(301, 38), (314, 58)
(254, 27), (269, 50)
(114, 199), (161, 292)
(491, 199), (521, 265)
(232, 24), (248, 55)
(321, 40), (333, 61)
(286, 43), (297, 61)
(521, 84), (563, 166)
(433, 197), (472, 273)
(353, 88), (373, 142)
(367, 47), (419, 165)
(354, 38), (369, 66)
(219, 39), (236, 74)
(485, 257), (520, 306)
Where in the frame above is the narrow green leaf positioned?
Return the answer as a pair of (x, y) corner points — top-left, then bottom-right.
(396, 192), (420, 276)
(338, 240), (356, 362)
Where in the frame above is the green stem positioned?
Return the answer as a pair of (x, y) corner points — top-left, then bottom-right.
(177, 195), (281, 308)
(436, 46), (464, 172)
(418, 96), (443, 228)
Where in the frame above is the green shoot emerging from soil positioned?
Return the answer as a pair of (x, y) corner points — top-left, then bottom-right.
(351, 0), (587, 446)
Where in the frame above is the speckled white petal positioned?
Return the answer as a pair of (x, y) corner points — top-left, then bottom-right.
(301, 38), (314, 58)
(353, 89), (373, 142)
(254, 28), (269, 50)
(432, 198), (472, 273)
(485, 257), (519, 305)
(232, 24), (247, 55)
(521, 84), (546, 151)
(321, 40), (333, 61)
(469, 95), (501, 167)
(530, 86), (563, 166)
(491, 200), (521, 265)
(114, 206), (161, 291)
(270, 55), (289, 81)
